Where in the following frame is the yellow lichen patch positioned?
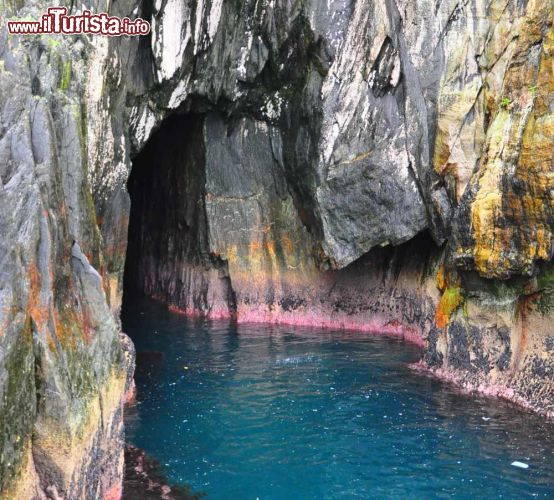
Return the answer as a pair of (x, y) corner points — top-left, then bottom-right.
(435, 286), (464, 330)
(52, 306), (81, 351)
(469, 109), (507, 273)
(457, 2), (554, 278)
(108, 273), (121, 312)
(435, 268), (464, 329)
(226, 244), (238, 265)
(1, 440), (42, 500)
(246, 239), (264, 274)
(33, 367), (128, 495)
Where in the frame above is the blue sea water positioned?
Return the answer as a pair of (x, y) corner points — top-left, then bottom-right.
(122, 298), (554, 499)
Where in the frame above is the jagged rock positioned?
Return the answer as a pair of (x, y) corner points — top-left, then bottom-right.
(113, 0), (554, 419)
(0, 5), (133, 497)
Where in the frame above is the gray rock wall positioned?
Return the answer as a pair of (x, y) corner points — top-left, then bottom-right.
(0, 2), (133, 497)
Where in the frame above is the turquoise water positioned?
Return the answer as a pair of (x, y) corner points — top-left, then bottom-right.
(123, 298), (554, 499)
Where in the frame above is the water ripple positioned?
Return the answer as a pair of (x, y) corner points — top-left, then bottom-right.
(123, 298), (554, 500)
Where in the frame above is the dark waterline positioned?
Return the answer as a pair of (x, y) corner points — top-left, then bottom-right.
(122, 297), (554, 499)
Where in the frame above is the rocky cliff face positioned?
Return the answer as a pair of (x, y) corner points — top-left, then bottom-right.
(0, 2), (134, 497)
(1, 0), (553, 496)
(118, 0), (554, 418)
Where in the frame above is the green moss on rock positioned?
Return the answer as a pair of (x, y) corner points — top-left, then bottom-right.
(0, 317), (36, 492)
(59, 60), (71, 92)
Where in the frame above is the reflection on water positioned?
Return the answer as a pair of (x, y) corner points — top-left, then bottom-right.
(123, 297), (554, 499)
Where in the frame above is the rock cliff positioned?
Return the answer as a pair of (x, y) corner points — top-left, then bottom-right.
(0, 3), (134, 497)
(0, 0), (553, 497)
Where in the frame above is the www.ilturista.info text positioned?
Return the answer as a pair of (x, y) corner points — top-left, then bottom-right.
(8, 7), (150, 36)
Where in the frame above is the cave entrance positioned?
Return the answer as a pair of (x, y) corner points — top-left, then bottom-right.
(123, 113), (236, 319)
(121, 109), (439, 333)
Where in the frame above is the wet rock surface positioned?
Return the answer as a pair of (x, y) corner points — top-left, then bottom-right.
(123, 445), (204, 500)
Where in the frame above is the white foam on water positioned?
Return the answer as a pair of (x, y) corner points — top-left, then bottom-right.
(275, 355), (320, 366)
(511, 461), (529, 469)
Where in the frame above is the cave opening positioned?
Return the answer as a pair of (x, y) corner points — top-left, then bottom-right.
(118, 111), (554, 498)
(123, 112), (237, 319)
(121, 106), (441, 333)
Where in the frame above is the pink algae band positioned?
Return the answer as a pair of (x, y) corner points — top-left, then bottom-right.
(104, 483), (122, 500)
(165, 301), (425, 348)
(410, 361), (554, 420)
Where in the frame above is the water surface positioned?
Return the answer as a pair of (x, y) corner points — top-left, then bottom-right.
(123, 298), (554, 499)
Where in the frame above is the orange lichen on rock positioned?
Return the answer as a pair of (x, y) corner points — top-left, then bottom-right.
(435, 269), (464, 329)
(27, 261), (49, 332)
(457, 3), (554, 278)
(436, 264), (447, 291)
(282, 235), (294, 254)
(52, 305), (79, 351)
(265, 240), (277, 259)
